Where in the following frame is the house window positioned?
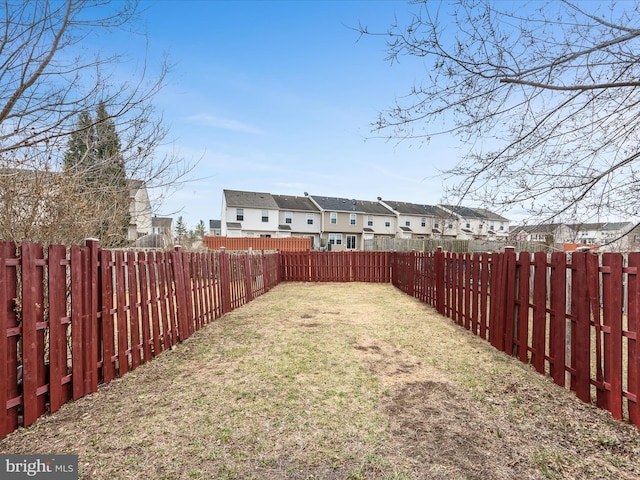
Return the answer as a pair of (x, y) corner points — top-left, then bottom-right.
(447, 223), (453, 229)
(330, 212), (337, 224)
(385, 217), (390, 227)
(236, 208), (244, 221)
(434, 222), (439, 229)
(490, 224), (495, 231)
(259, 234), (271, 238)
(307, 214), (314, 225)
(466, 222), (471, 229)
(262, 210), (269, 222)
(367, 216), (373, 227)
(350, 213), (356, 225)
(346, 235), (357, 249)
(405, 216), (410, 227)
(499, 225), (504, 231)
(421, 217), (426, 227)
(328, 233), (342, 245)
(285, 212), (292, 224)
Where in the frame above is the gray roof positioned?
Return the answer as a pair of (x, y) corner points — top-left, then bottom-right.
(224, 189), (278, 209)
(383, 200), (448, 217)
(272, 194), (320, 212)
(310, 196), (361, 212)
(470, 208), (510, 222)
(226, 222), (241, 229)
(440, 205), (488, 219)
(440, 205), (509, 221)
(310, 196), (392, 214)
(515, 223), (569, 234)
(570, 222), (634, 231)
(357, 199), (393, 215)
(152, 216), (172, 228)
(209, 219), (221, 229)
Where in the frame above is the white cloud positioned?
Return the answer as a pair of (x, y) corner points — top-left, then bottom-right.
(186, 113), (267, 136)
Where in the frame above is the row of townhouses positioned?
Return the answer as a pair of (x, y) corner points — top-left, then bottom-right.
(220, 189), (510, 250)
(510, 222), (640, 251)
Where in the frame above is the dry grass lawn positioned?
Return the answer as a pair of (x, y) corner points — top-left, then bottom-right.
(1, 282), (640, 479)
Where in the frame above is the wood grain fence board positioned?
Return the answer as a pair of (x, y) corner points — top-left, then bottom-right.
(503, 248), (517, 356)
(21, 243), (47, 427)
(516, 252), (531, 363)
(244, 253), (253, 304)
(47, 245), (68, 413)
(115, 251), (129, 376)
(189, 254), (200, 331)
(202, 253), (214, 322)
(86, 240), (100, 394)
(479, 254), (489, 340)
(0, 242), (19, 436)
(471, 253), (480, 335)
(571, 252), (591, 403)
(126, 252), (142, 370)
(549, 252), (567, 387)
(79, 247), (95, 396)
(147, 252), (163, 355)
(491, 252), (504, 350)
(137, 252), (152, 363)
(158, 252), (173, 349)
(627, 252), (640, 425)
(532, 252), (548, 374)
(585, 252), (605, 407)
(463, 253), (471, 330)
(0, 244), (9, 437)
(602, 253), (624, 419)
(100, 250), (116, 384)
(170, 250), (187, 341)
(70, 247), (86, 400)
(71, 246), (92, 400)
(164, 252), (180, 343)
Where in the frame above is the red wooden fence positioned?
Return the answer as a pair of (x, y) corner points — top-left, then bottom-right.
(0, 242), (279, 440)
(202, 236), (311, 252)
(393, 247), (640, 429)
(280, 251), (392, 282)
(4, 245), (640, 440)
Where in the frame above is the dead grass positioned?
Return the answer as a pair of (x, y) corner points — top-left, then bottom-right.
(1, 282), (640, 479)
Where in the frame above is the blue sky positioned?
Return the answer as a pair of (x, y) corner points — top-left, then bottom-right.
(124, 0), (463, 229)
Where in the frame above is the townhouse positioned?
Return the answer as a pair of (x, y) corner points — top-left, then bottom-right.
(438, 205), (510, 240)
(510, 221), (636, 251)
(308, 195), (396, 250)
(377, 199), (449, 239)
(219, 189), (511, 250)
(272, 194), (322, 248)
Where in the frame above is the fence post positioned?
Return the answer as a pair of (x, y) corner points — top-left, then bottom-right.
(244, 252), (253, 303)
(549, 252), (567, 387)
(408, 250), (416, 297)
(601, 252), (624, 419)
(571, 251), (591, 403)
(435, 247), (445, 315)
(172, 247), (190, 341)
(47, 244), (68, 414)
(85, 239), (99, 394)
(20, 243), (47, 427)
(219, 249), (232, 314)
(503, 247), (517, 355)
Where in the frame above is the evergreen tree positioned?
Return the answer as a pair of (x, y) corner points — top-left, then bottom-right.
(195, 220), (206, 238)
(63, 111), (94, 173)
(63, 103), (130, 246)
(175, 216), (187, 238)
